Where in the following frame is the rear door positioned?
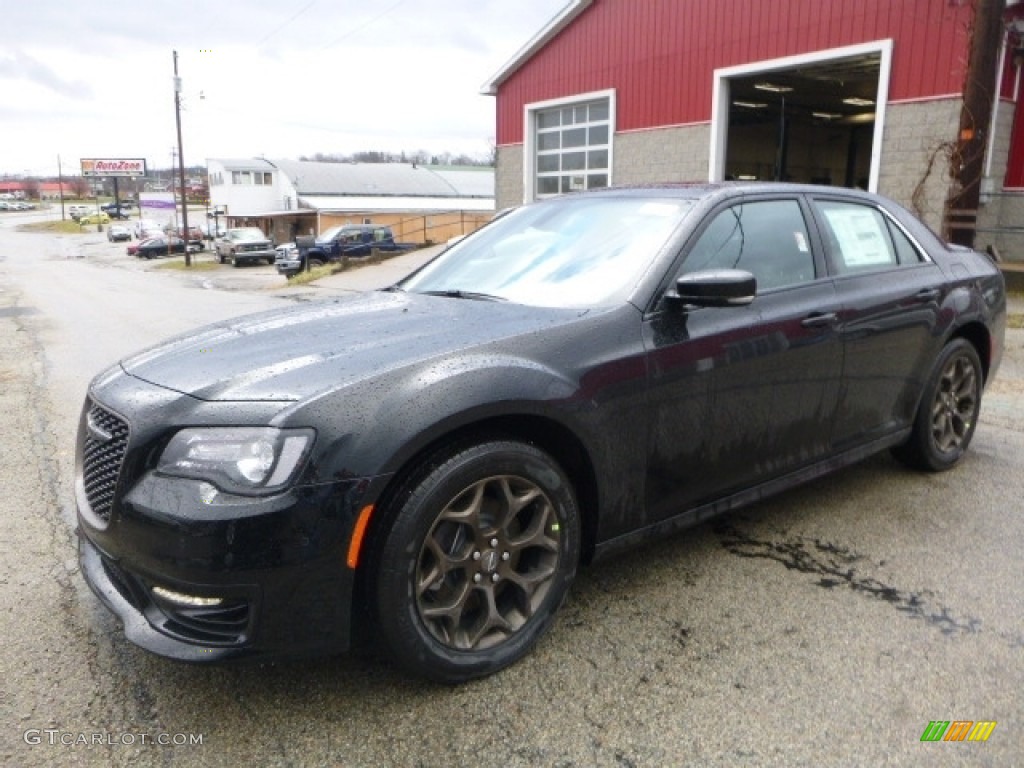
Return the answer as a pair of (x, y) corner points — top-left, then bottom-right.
(808, 196), (946, 449)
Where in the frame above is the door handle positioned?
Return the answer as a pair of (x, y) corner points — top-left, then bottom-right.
(801, 312), (838, 328)
(915, 288), (941, 302)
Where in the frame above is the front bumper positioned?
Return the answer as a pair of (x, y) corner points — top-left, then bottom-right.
(74, 376), (379, 663)
(275, 257), (302, 277)
(77, 471), (367, 662)
(232, 247), (276, 264)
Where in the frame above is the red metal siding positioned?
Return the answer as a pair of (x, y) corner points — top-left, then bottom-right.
(496, 0), (973, 145)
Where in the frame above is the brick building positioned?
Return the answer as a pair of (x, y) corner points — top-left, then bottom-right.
(484, 0), (1024, 259)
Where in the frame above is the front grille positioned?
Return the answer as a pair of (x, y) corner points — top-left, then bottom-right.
(239, 243), (268, 253)
(81, 402), (130, 522)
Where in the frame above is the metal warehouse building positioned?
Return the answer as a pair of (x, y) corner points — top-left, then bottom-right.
(484, 0), (1024, 261)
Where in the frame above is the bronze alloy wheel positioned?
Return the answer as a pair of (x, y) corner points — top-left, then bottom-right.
(372, 440), (579, 682)
(415, 474), (561, 651)
(929, 352), (979, 455)
(893, 338), (983, 471)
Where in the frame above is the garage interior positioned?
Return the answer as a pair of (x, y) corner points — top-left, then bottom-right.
(725, 53), (881, 189)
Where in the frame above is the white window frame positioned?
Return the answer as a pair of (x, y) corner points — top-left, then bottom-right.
(523, 88), (616, 204)
(709, 40), (893, 193)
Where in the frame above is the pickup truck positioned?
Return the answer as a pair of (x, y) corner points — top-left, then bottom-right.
(276, 224), (416, 277)
(101, 201), (136, 219)
(215, 227), (276, 267)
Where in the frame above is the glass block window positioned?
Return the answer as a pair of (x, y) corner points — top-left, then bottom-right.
(534, 98), (611, 198)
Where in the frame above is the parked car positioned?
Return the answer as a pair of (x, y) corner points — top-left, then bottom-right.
(107, 225), (131, 243)
(164, 225), (205, 251)
(103, 206), (133, 220)
(215, 227), (276, 267)
(75, 183), (1005, 682)
(128, 235), (188, 259)
(101, 201), (136, 215)
(78, 212), (110, 225)
(278, 224), (416, 277)
(67, 204), (91, 220)
(133, 219), (164, 240)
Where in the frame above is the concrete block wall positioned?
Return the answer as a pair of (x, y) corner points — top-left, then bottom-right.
(876, 99), (961, 234)
(975, 102), (1024, 262)
(495, 146), (524, 211)
(611, 125), (711, 185)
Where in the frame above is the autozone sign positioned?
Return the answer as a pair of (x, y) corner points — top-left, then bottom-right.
(80, 158), (147, 177)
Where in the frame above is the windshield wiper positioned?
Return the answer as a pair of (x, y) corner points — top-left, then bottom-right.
(419, 289), (507, 302)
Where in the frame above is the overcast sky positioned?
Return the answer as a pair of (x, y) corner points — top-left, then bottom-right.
(0, 0), (566, 178)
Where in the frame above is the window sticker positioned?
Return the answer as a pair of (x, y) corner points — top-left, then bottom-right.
(823, 207), (892, 267)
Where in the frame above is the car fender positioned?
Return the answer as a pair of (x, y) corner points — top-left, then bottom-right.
(289, 353), (602, 484)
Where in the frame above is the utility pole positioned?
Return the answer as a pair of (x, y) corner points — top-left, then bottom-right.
(945, 0), (1006, 247)
(173, 50), (191, 266)
(57, 155), (65, 220)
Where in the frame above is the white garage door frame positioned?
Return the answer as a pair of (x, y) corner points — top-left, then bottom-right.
(708, 39), (894, 193)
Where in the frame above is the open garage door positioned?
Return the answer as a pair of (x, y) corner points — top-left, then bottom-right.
(710, 42), (892, 191)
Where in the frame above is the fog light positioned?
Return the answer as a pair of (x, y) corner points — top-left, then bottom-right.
(151, 585), (224, 607)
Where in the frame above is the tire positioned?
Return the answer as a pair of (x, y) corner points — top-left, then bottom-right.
(308, 258), (324, 269)
(267, 257), (275, 265)
(892, 338), (983, 472)
(231, 255), (240, 268)
(371, 440), (580, 683)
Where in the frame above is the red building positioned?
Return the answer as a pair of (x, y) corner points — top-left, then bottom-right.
(484, 0), (1024, 257)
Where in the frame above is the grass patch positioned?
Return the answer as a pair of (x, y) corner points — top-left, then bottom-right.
(17, 220), (85, 234)
(152, 257), (222, 272)
(286, 261), (352, 286)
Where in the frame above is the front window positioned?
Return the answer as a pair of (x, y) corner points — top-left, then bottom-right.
(532, 97), (611, 199)
(682, 200), (815, 291)
(401, 194), (692, 308)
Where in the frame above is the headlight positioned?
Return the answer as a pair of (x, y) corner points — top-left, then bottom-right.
(157, 427), (314, 494)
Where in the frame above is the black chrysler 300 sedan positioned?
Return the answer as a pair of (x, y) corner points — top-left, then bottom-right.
(76, 184), (1006, 682)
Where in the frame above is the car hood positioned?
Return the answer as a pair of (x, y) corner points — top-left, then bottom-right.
(120, 291), (592, 401)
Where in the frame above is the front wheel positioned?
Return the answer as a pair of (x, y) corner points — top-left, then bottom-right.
(307, 258), (324, 269)
(371, 440), (580, 683)
(892, 338), (983, 471)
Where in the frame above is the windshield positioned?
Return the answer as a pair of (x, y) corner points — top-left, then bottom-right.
(230, 228), (266, 241)
(401, 195), (693, 307)
(316, 225), (344, 243)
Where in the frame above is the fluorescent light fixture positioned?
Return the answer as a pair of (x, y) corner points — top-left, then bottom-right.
(754, 82), (793, 93)
(843, 97), (875, 106)
(812, 111), (842, 120)
(737, 175), (758, 180)
(733, 100), (768, 109)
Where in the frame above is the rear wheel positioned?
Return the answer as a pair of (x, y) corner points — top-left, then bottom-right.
(892, 338), (982, 471)
(372, 440), (580, 683)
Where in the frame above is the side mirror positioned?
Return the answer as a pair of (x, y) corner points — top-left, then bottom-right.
(668, 269), (756, 308)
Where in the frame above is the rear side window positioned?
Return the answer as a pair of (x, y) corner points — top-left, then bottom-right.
(814, 200), (924, 273)
(681, 199), (815, 291)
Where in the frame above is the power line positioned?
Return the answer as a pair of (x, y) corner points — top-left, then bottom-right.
(257, 0), (319, 46)
(320, 0), (410, 51)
